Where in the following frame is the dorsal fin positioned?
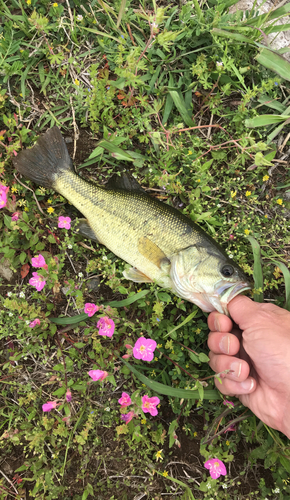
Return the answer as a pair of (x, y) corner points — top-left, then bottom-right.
(105, 171), (145, 193)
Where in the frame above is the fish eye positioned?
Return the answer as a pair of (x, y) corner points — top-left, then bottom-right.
(221, 264), (234, 277)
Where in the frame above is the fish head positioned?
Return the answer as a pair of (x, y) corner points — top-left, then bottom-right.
(169, 245), (251, 316)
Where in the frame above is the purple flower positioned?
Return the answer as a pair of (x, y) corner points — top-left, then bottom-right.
(118, 392), (132, 407)
(42, 401), (58, 412)
(84, 303), (99, 317)
(120, 411), (134, 424)
(31, 254), (46, 268)
(223, 400), (234, 408)
(204, 458), (227, 479)
(97, 317), (115, 338)
(58, 216), (71, 229)
(142, 395), (160, 416)
(88, 370), (108, 381)
(0, 184), (9, 209)
(66, 389), (72, 402)
(133, 337), (157, 362)
(29, 318), (41, 328)
(29, 272), (46, 292)
(11, 212), (20, 221)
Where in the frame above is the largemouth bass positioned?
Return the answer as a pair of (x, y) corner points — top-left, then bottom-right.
(14, 127), (251, 315)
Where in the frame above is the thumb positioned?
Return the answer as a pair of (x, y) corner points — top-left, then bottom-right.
(228, 295), (260, 328)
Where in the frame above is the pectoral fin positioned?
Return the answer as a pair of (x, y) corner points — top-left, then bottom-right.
(123, 267), (153, 283)
(73, 218), (99, 242)
(138, 236), (169, 269)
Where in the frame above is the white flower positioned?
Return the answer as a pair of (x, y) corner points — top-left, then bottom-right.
(216, 61), (223, 66)
(77, 14), (83, 20)
(26, 320), (30, 325)
(207, 484), (211, 490)
(222, 484), (228, 489)
(68, 244), (73, 249)
(19, 292), (25, 298)
(217, 204), (221, 207)
(228, 254), (234, 259)
(273, 488), (280, 494)
(7, 292), (12, 297)
(104, 407), (110, 411)
(102, 256), (107, 261)
(9, 312), (13, 317)
(78, 272), (83, 278)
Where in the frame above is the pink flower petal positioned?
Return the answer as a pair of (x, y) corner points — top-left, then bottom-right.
(66, 389), (72, 402)
(29, 272), (46, 292)
(204, 458), (227, 479)
(31, 254), (46, 268)
(58, 216), (71, 229)
(84, 303), (99, 317)
(42, 401), (57, 412)
(97, 317), (115, 338)
(88, 370), (108, 381)
(141, 395), (160, 416)
(118, 392), (132, 407)
(133, 337), (157, 361)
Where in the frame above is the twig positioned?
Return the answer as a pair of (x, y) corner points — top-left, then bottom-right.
(0, 469), (19, 495)
(65, 0), (74, 30)
(13, 173), (45, 215)
(69, 95), (79, 159)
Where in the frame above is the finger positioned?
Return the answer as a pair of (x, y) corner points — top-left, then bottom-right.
(228, 295), (261, 328)
(209, 353), (250, 381)
(207, 312), (233, 332)
(208, 331), (240, 355)
(214, 376), (256, 396)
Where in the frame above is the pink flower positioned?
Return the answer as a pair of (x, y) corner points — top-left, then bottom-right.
(88, 370), (108, 381)
(29, 272), (46, 292)
(97, 317), (115, 338)
(11, 212), (20, 221)
(42, 401), (58, 412)
(29, 318), (41, 328)
(224, 424), (236, 432)
(223, 400), (234, 408)
(133, 337), (157, 362)
(31, 254), (46, 268)
(84, 303), (99, 317)
(0, 184), (9, 209)
(142, 395), (160, 416)
(204, 458), (227, 479)
(120, 411), (135, 424)
(58, 216), (71, 229)
(118, 392), (132, 407)
(66, 389), (72, 402)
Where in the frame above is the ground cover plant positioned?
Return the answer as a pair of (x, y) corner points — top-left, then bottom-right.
(0, 0), (290, 498)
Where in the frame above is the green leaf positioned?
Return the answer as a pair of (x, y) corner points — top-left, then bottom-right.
(165, 310), (198, 337)
(212, 28), (253, 44)
(105, 289), (150, 307)
(256, 48), (290, 82)
(169, 90), (195, 127)
(97, 140), (136, 161)
(245, 115), (288, 127)
(247, 236), (263, 302)
(272, 261), (290, 311)
(121, 359), (220, 400)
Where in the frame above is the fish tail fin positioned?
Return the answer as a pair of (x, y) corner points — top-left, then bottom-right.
(13, 126), (73, 188)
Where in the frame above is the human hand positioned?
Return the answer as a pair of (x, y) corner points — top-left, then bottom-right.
(207, 295), (290, 438)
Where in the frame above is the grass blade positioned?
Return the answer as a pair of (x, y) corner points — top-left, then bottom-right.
(212, 28), (254, 44)
(256, 48), (290, 82)
(165, 310), (198, 338)
(247, 236), (264, 302)
(116, 0), (127, 28)
(121, 359), (220, 400)
(97, 140), (134, 161)
(272, 261), (290, 311)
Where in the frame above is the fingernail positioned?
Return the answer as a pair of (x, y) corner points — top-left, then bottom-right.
(230, 361), (242, 378)
(219, 335), (230, 354)
(241, 379), (254, 392)
(214, 316), (221, 331)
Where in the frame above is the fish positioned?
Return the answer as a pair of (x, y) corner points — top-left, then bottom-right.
(13, 126), (251, 315)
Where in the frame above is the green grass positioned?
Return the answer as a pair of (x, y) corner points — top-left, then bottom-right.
(0, 0), (290, 499)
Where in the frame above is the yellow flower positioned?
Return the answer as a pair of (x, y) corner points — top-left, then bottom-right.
(197, 179), (200, 183)
(244, 229), (250, 235)
(20, 49), (24, 53)
(24, 207), (29, 211)
(263, 175), (269, 182)
(19, 93), (23, 97)
(277, 198), (283, 205)
(264, 214), (268, 218)
(196, 328), (201, 334)
(193, 431), (197, 437)
(231, 190), (237, 198)
(47, 206), (54, 214)
(75, 78), (80, 86)
(53, 2), (58, 6)
(162, 471), (169, 477)
(26, 0), (31, 4)
(154, 357), (158, 361)
(141, 419), (146, 424)
(245, 191), (251, 197)
(156, 450), (163, 461)
(188, 150), (192, 155)
(0, 135), (4, 140)
(157, 344), (162, 348)
(47, 199), (52, 203)
(11, 186), (18, 193)
(226, 440), (230, 446)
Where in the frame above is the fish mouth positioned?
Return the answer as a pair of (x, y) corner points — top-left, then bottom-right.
(214, 281), (252, 315)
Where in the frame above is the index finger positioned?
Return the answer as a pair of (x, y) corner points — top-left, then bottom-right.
(208, 311), (233, 333)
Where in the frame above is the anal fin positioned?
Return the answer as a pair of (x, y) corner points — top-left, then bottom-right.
(73, 218), (99, 242)
(123, 267), (153, 283)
